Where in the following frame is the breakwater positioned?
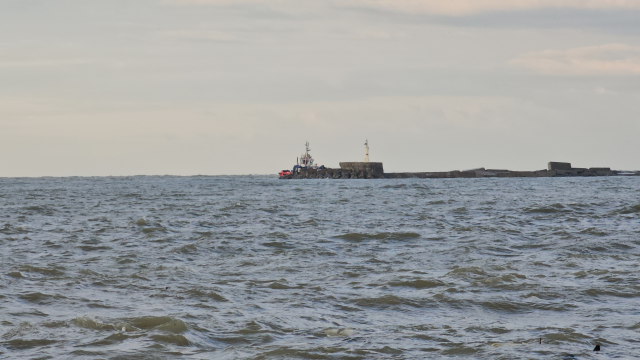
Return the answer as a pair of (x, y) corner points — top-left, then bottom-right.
(286, 162), (639, 179)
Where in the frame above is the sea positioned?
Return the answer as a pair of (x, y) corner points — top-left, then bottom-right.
(1, 175), (639, 359)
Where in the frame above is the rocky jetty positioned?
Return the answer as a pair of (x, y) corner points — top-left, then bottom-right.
(290, 168), (385, 179)
(286, 162), (639, 179)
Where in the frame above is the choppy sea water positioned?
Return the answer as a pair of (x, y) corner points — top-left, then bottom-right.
(1, 176), (640, 359)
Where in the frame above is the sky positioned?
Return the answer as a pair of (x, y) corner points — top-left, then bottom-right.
(1, 0), (640, 176)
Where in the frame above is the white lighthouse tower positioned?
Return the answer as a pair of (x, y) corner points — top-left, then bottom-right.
(364, 139), (369, 163)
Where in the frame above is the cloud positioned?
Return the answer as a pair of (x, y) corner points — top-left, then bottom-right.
(594, 86), (615, 95)
(341, 0), (640, 15)
(169, 0), (274, 3)
(164, 0), (325, 13)
(511, 44), (640, 76)
(0, 59), (89, 68)
(158, 30), (238, 42)
(169, 0), (640, 15)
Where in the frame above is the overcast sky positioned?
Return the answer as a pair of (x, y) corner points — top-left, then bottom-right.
(2, 0), (639, 176)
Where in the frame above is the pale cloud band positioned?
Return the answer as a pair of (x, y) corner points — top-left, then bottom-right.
(171, 0), (640, 15)
(344, 0), (640, 15)
(512, 44), (640, 76)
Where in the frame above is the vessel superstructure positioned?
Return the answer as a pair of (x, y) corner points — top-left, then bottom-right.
(298, 141), (315, 169)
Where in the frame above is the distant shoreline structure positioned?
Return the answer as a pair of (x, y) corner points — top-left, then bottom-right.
(279, 142), (639, 179)
(286, 162), (639, 179)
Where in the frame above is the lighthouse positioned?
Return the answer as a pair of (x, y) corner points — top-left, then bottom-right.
(364, 139), (369, 163)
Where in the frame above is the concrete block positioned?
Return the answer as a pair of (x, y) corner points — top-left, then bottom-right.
(339, 162), (384, 175)
(548, 162), (572, 171)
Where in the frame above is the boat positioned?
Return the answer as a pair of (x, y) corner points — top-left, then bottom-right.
(278, 170), (292, 179)
(278, 141), (319, 179)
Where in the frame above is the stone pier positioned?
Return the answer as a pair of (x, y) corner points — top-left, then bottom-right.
(284, 162), (637, 179)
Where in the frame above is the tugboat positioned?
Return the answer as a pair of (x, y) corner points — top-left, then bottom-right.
(279, 141), (318, 179)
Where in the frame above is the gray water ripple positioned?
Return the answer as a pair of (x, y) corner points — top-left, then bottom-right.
(1, 176), (640, 358)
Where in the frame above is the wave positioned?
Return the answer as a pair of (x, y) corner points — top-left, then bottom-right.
(524, 203), (568, 213)
(579, 228), (607, 236)
(351, 295), (429, 308)
(73, 316), (116, 331)
(381, 184), (407, 189)
(173, 243), (198, 254)
(261, 241), (294, 249)
(150, 334), (190, 346)
(387, 278), (445, 289)
(18, 292), (67, 305)
(335, 232), (420, 242)
(447, 267), (487, 277)
(17, 265), (65, 276)
(73, 315), (190, 337)
(613, 204), (640, 215)
(184, 289), (228, 302)
(4, 339), (57, 350)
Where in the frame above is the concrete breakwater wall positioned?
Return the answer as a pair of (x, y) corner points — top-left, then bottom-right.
(286, 161), (639, 179)
(383, 168), (621, 179)
(338, 162), (384, 175)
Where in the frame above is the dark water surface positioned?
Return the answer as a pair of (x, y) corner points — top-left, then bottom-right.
(1, 176), (640, 359)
